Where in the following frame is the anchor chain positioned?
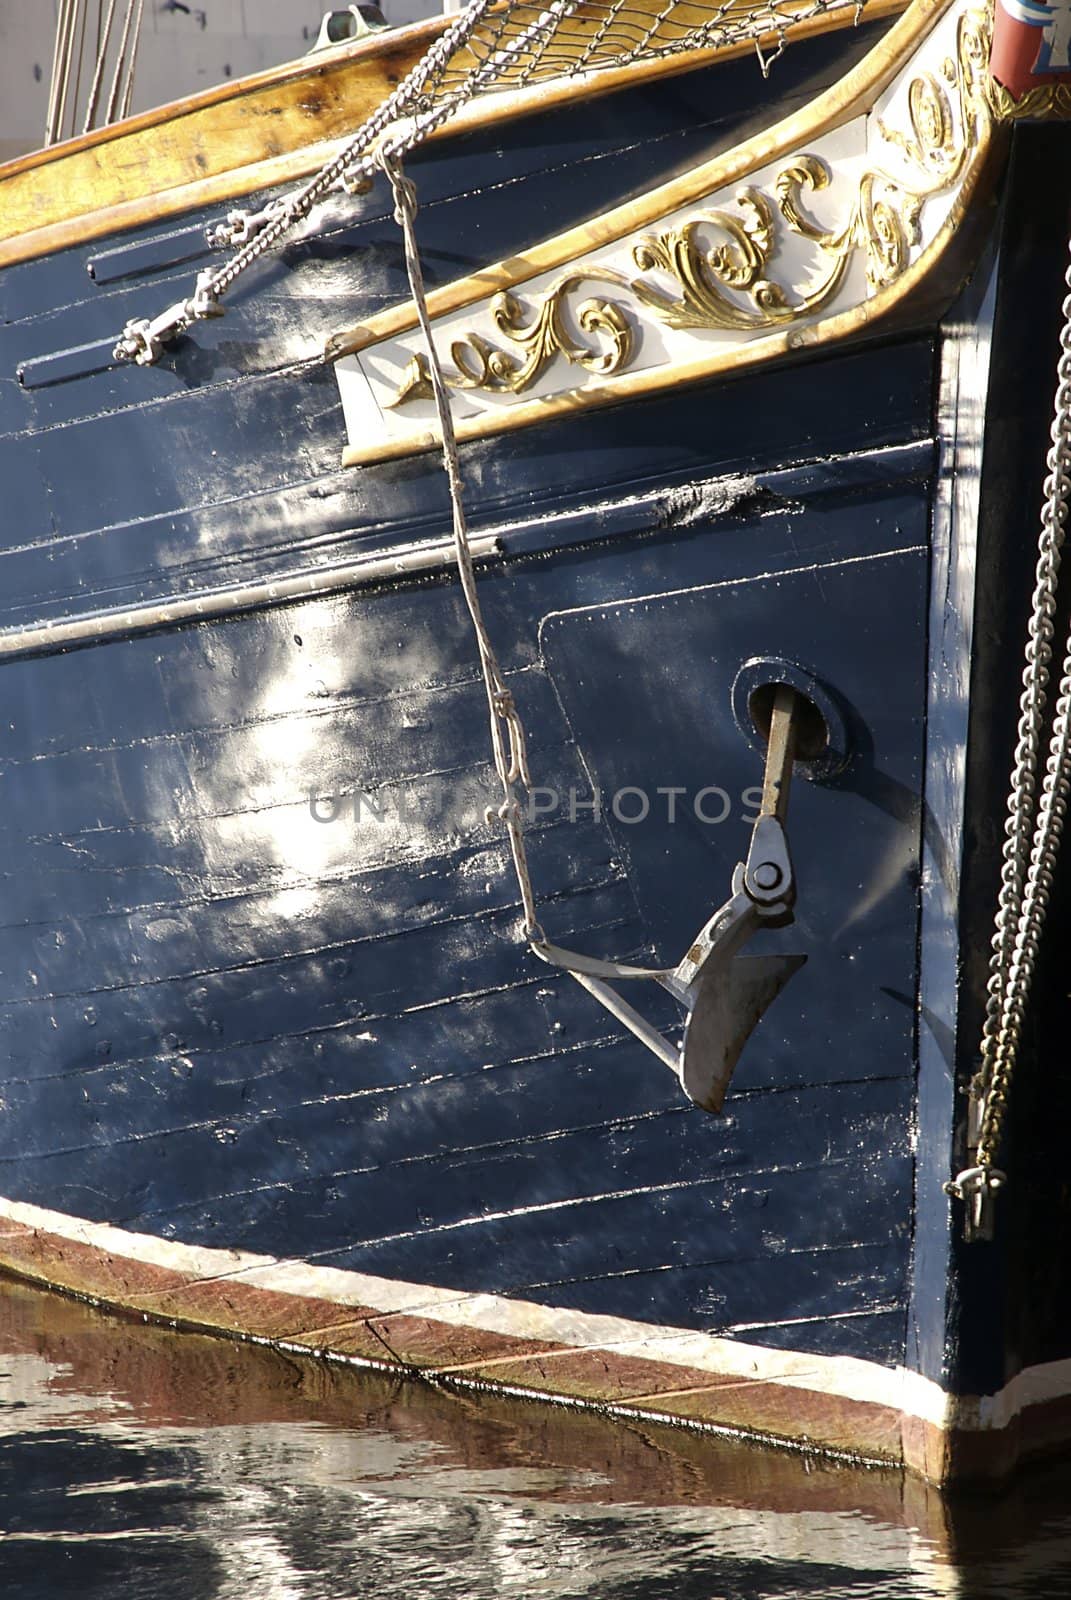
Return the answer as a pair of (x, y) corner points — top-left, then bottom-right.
(378, 147), (544, 943)
(948, 235), (1071, 1241)
(380, 149), (805, 1103)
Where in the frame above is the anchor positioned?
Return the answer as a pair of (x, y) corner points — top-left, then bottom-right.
(533, 684), (806, 1112)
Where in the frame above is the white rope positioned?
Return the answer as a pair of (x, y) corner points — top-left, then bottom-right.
(118, 0), (145, 120)
(104, 0), (142, 125)
(45, 0), (74, 146)
(46, 0), (81, 146)
(378, 148), (544, 941)
(69, 0), (91, 141)
(83, 0), (118, 133)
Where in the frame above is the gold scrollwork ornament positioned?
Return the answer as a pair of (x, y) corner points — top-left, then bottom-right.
(388, 9), (994, 409)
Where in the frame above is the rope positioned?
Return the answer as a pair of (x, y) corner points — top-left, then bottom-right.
(118, 0), (146, 121)
(45, 0), (73, 145)
(378, 148), (544, 942)
(69, 0), (91, 142)
(105, 0), (142, 125)
(948, 236), (1071, 1233)
(83, 0), (118, 133)
(47, 0), (145, 140)
(46, 0), (80, 146)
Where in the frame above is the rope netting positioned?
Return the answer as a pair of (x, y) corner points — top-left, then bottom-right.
(434, 0), (869, 91)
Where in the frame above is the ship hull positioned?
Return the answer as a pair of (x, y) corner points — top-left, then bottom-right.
(0, 3), (1070, 1484)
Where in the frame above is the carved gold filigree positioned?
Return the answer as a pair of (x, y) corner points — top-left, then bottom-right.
(388, 281), (635, 407)
(630, 8), (992, 325)
(450, 284), (634, 391)
(985, 76), (1071, 122)
(389, 9), (993, 408)
(390, 353), (435, 406)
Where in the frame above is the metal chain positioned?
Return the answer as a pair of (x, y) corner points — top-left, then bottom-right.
(378, 148), (544, 942)
(948, 237), (1071, 1232)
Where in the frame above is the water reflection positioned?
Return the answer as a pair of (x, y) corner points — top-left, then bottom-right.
(1, 1274), (1070, 1598)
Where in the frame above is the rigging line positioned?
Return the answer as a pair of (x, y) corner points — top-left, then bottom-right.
(83, 0), (119, 133)
(58, 0), (85, 144)
(104, 0), (140, 125)
(118, 0), (145, 120)
(45, 0), (76, 146)
(115, 0), (582, 362)
(43, 0), (66, 145)
(69, 0), (92, 143)
(207, 0), (579, 301)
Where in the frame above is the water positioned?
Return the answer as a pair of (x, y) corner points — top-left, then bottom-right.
(2, 1275), (1070, 1599)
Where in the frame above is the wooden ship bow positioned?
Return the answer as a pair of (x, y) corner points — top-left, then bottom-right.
(0, 0), (1068, 1487)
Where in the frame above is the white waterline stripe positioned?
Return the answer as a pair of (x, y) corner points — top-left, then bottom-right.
(2, 1193), (1067, 1435)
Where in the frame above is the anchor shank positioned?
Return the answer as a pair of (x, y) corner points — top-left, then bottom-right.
(760, 683), (798, 824)
(532, 683), (808, 1108)
(745, 687), (800, 916)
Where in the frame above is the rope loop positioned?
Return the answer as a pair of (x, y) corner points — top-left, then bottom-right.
(376, 143), (420, 226)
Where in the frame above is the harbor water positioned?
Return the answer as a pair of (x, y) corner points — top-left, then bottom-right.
(2, 1274), (1069, 1598)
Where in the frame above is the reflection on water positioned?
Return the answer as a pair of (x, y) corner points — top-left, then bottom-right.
(1, 1275), (1070, 1599)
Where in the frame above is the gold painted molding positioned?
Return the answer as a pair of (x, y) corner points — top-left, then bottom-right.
(987, 76), (1071, 120)
(338, 197), (989, 470)
(327, 0), (954, 365)
(0, 0), (906, 271)
(335, 0), (1003, 468)
(384, 20), (988, 415)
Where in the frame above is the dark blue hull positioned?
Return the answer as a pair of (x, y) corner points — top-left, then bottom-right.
(1, 8), (1070, 1480)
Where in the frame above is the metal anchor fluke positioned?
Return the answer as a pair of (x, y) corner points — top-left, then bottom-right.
(534, 683), (807, 1112)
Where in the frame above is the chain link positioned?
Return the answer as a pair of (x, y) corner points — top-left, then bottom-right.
(949, 238), (1071, 1228)
(113, 0), (580, 364)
